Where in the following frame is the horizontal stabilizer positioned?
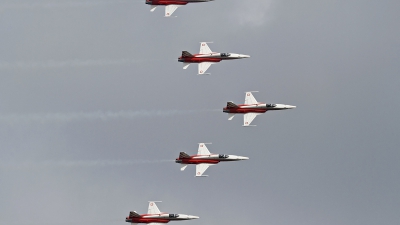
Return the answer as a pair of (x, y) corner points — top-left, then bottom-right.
(227, 101), (238, 108)
(179, 152), (191, 159)
(129, 211), (140, 218)
(183, 63), (191, 69)
(182, 51), (193, 58)
(181, 164), (188, 171)
(228, 113), (235, 120)
(150, 5), (157, 12)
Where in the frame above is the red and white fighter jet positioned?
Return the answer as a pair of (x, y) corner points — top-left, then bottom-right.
(175, 143), (249, 177)
(126, 201), (199, 225)
(223, 92), (296, 126)
(145, 0), (213, 17)
(178, 42), (250, 75)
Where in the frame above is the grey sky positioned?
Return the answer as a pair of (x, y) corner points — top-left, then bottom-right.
(0, 0), (399, 225)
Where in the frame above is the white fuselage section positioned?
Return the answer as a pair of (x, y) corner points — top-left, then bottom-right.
(193, 154), (249, 161)
(196, 53), (250, 60)
(240, 103), (296, 110)
(143, 214), (199, 220)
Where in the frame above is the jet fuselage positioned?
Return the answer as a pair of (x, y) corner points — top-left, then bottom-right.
(178, 53), (250, 63)
(223, 104), (296, 114)
(146, 0), (211, 6)
(126, 214), (199, 224)
(176, 154), (248, 165)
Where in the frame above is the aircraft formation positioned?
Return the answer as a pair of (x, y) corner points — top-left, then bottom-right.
(127, 1), (297, 224)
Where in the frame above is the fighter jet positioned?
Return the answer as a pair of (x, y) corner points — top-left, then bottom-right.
(146, 0), (213, 17)
(175, 143), (249, 177)
(178, 42), (250, 75)
(126, 201), (199, 225)
(223, 91), (296, 126)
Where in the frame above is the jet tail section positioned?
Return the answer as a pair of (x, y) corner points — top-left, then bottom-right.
(129, 211), (141, 218)
(226, 101), (238, 108)
(179, 152), (191, 159)
(182, 51), (193, 58)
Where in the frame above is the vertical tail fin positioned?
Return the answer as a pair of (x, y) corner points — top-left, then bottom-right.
(129, 211), (141, 218)
(226, 101), (238, 108)
(179, 152), (191, 159)
(182, 51), (193, 58)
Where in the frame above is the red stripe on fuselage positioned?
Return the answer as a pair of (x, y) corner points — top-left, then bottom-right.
(147, 0), (188, 5)
(223, 105), (268, 114)
(178, 158), (220, 164)
(179, 57), (222, 63)
(129, 217), (170, 223)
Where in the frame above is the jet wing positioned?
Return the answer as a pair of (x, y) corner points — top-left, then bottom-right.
(245, 92), (258, 105)
(165, 5), (181, 17)
(243, 113), (262, 126)
(200, 42), (212, 54)
(198, 62), (215, 75)
(148, 202), (161, 214)
(197, 143), (211, 155)
(196, 164), (214, 177)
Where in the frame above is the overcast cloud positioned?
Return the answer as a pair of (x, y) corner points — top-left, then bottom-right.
(0, 1), (399, 225)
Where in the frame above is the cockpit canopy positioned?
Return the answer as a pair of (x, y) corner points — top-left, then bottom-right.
(266, 104), (276, 107)
(219, 154), (229, 158)
(220, 53), (231, 57)
(169, 214), (179, 218)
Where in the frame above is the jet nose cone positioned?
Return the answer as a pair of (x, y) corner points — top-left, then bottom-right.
(286, 105), (296, 109)
(242, 156), (249, 160)
(189, 216), (199, 219)
(241, 54), (250, 58)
